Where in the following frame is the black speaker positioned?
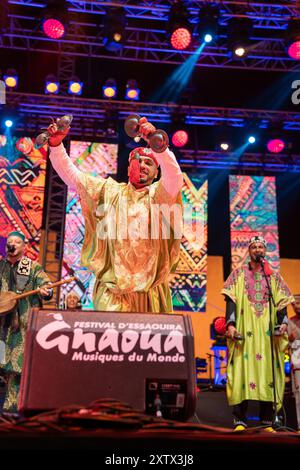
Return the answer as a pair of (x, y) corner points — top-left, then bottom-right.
(19, 309), (196, 420)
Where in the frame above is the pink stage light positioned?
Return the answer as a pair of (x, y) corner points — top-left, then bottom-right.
(172, 130), (189, 147)
(267, 139), (285, 154)
(288, 41), (300, 60)
(43, 18), (65, 39)
(171, 28), (191, 50)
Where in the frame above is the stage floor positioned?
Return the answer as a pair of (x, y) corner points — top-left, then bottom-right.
(0, 389), (300, 454)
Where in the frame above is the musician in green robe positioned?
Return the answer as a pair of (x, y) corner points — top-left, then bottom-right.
(0, 231), (53, 412)
(222, 235), (294, 431)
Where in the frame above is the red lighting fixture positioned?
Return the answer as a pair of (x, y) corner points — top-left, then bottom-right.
(168, 1), (192, 51)
(42, 0), (68, 40)
(172, 130), (189, 147)
(171, 28), (192, 50)
(288, 41), (300, 60)
(286, 19), (300, 60)
(43, 18), (65, 39)
(267, 139), (285, 154)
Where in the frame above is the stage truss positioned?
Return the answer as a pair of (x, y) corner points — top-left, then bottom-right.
(1, 0), (300, 71)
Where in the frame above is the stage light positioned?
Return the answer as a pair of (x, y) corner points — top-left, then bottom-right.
(4, 119), (13, 128)
(216, 125), (232, 152)
(172, 130), (189, 148)
(103, 7), (126, 52)
(234, 47), (246, 58)
(198, 4), (220, 44)
(45, 75), (59, 94)
(228, 18), (253, 59)
(204, 34), (213, 44)
(103, 78), (117, 99)
(266, 120), (286, 153)
(42, 0), (68, 39)
(4, 69), (18, 88)
(168, 1), (192, 51)
(267, 138), (285, 154)
(104, 109), (119, 139)
(125, 79), (140, 101)
(220, 142), (230, 151)
(68, 79), (83, 96)
(286, 19), (300, 59)
(248, 135), (256, 144)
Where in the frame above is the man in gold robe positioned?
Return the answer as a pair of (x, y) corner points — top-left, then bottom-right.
(47, 117), (183, 313)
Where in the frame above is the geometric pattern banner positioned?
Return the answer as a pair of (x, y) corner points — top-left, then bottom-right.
(0, 134), (47, 260)
(229, 175), (279, 271)
(170, 172), (208, 313)
(60, 141), (118, 309)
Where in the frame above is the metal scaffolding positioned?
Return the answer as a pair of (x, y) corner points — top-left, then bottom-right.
(1, 0), (300, 71)
(4, 90), (300, 172)
(6, 91), (300, 130)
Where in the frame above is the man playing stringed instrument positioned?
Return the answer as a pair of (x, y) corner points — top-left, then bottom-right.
(0, 231), (53, 412)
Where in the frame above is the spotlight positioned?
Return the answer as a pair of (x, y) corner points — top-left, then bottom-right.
(4, 69), (18, 88)
(45, 74), (59, 94)
(0, 105), (19, 130)
(104, 109), (119, 139)
(125, 79), (140, 101)
(266, 120), (286, 153)
(234, 47), (246, 58)
(172, 130), (189, 148)
(5, 119), (13, 128)
(220, 142), (230, 151)
(204, 34), (213, 44)
(198, 4), (220, 44)
(228, 18), (253, 59)
(248, 135), (256, 144)
(42, 0), (68, 39)
(286, 19), (300, 60)
(68, 79), (83, 95)
(168, 1), (192, 51)
(267, 139), (285, 154)
(171, 111), (189, 147)
(103, 7), (126, 52)
(102, 78), (117, 99)
(216, 125), (231, 152)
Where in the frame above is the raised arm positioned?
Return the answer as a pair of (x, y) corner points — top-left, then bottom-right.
(47, 120), (81, 189)
(49, 143), (81, 189)
(153, 147), (184, 198)
(139, 117), (183, 198)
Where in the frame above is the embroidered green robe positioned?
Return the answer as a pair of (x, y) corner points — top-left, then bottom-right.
(0, 257), (51, 412)
(222, 265), (294, 409)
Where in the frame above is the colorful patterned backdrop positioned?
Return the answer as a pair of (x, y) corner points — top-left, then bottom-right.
(229, 175), (279, 271)
(60, 141), (118, 309)
(0, 134), (47, 259)
(170, 172), (208, 312)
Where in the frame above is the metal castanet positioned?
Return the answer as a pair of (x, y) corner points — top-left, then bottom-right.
(0, 276), (76, 316)
(124, 114), (169, 153)
(34, 114), (73, 149)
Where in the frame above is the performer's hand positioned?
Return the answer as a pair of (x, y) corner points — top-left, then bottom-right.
(227, 325), (238, 339)
(39, 286), (52, 297)
(47, 119), (70, 147)
(278, 323), (288, 335)
(289, 331), (296, 342)
(139, 117), (156, 143)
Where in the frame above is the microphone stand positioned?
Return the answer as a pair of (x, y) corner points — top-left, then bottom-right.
(259, 258), (281, 429)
